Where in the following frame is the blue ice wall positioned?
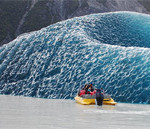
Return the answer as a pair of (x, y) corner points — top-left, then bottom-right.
(0, 12), (150, 104)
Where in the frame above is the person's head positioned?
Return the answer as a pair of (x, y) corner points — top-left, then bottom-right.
(85, 84), (88, 88)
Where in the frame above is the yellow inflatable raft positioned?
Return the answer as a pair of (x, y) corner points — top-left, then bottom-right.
(75, 94), (117, 105)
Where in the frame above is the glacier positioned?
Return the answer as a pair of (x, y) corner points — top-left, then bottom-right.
(0, 11), (150, 104)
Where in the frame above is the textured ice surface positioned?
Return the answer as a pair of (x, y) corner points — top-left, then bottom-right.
(0, 12), (150, 103)
(0, 95), (150, 129)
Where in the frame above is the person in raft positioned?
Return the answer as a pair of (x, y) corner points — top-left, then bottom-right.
(79, 83), (96, 96)
(83, 84), (89, 94)
(89, 83), (94, 92)
(84, 83), (94, 94)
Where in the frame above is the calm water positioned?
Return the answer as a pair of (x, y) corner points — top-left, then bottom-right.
(0, 95), (150, 129)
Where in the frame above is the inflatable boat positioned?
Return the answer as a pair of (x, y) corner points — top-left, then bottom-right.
(75, 94), (117, 105)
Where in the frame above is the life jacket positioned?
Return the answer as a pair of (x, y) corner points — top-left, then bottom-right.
(79, 90), (85, 96)
(90, 90), (96, 95)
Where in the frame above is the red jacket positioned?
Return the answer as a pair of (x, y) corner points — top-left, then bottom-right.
(79, 90), (85, 96)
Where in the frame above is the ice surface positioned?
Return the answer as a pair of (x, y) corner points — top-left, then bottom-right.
(0, 12), (150, 104)
(0, 95), (150, 129)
